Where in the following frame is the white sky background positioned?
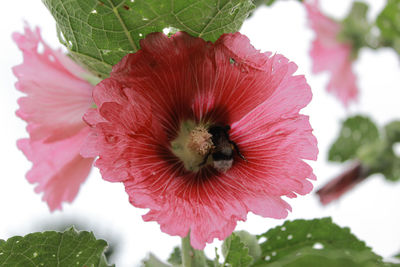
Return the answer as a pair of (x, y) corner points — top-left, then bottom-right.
(1, 0), (400, 266)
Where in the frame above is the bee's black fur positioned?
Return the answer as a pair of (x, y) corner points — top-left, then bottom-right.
(199, 125), (245, 168)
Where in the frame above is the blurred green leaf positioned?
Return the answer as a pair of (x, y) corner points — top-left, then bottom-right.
(329, 115), (379, 162)
(211, 248), (221, 267)
(222, 233), (253, 267)
(338, 2), (371, 58)
(376, 0), (400, 54)
(0, 227), (113, 267)
(143, 253), (171, 267)
(43, 0), (255, 77)
(167, 247), (182, 266)
(234, 231), (262, 262)
(385, 159), (400, 181)
(330, 116), (400, 182)
(356, 139), (400, 181)
(384, 121), (400, 144)
(253, 218), (386, 267)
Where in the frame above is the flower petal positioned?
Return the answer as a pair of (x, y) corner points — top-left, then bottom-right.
(13, 25), (95, 210)
(84, 31), (317, 249)
(305, 0), (358, 106)
(225, 66), (317, 219)
(18, 128), (93, 211)
(13, 26), (93, 142)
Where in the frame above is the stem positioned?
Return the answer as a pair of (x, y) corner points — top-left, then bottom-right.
(181, 234), (193, 267)
(181, 233), (207, 267)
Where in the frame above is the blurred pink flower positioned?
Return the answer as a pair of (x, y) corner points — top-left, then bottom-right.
(305, 0), (358, 106)
(13, 26), (95, 211)
(83, 31), (318, 248)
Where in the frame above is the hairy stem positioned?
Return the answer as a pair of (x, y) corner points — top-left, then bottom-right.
(181, 234), (193, 267)
(181, 233), (207, 267)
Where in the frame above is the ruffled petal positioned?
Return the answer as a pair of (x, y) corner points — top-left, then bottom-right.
(193, 33), (288, 124)
(305, 0), (341, 44)
(305, 0), (358, 106)
(18, 128), (93, 211)
(13, 25), (95, 210)
(324, 48), (358, 105)
(13, 26), (93, 142)
(225, 66), (317, 220)
(108, 32), (289, 126)
(84, 31), (317, 248)
(125, 167), (250, 249)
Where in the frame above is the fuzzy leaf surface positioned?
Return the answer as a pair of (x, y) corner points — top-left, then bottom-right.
(42, 0), (254, 77)
(222, 233), (253, 267)
(0, 228), (112, 267)
(253, 218), (387, 267)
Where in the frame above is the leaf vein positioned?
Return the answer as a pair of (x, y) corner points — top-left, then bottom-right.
(106, 0), (138, 51)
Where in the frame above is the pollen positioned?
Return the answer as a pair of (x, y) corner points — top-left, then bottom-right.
(171, 121), (213, 172)
(188, 126), (214, 156)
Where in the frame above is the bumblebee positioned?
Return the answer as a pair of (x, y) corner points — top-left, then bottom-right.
(200, 125), (246, 172)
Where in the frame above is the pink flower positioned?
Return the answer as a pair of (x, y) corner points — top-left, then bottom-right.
(83, 32), (318, 249)
(305, 0), (358, 106)
(317, 162), (367, 205)
(13, 26), (96, 211)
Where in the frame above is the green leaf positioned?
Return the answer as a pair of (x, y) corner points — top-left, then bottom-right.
(222, 233), (253, 267)
(376, 0), (400, 54)
(253, 218), (385, 267)
(143, 253), (171, 267)
(167, 247), (182, 266)
(379, 154), (400, 182)
(43, 0), (255, 78)
(233, 231), (262, 262)
(354, 120), (400, 181)
(253, 0), (276, 7)
(211, 248), (221, 267)
(0, 227), (113, 267)
(356, 139), (400, 181)
(384, 121), (400, 144)
(330, 116), (400, 184)
(338, 2), (371, 58)
(253, 0), (303, 7)
(329, 115), (379, 163)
